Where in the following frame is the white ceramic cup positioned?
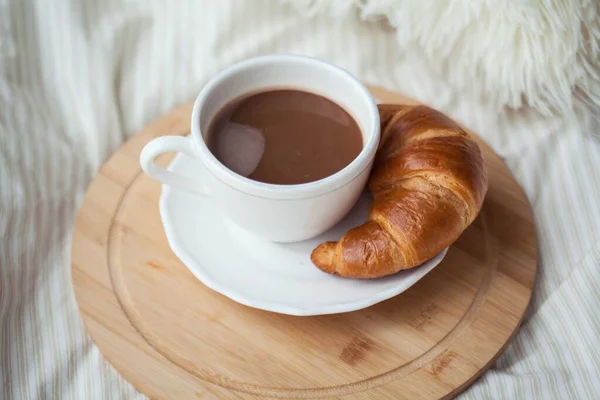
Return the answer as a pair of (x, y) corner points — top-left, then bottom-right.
(140, 54), (380, 242)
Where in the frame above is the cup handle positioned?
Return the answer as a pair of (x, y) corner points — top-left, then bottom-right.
(140, 135), (210, 197)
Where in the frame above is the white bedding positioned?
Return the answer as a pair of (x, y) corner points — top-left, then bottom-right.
(1, 1), (599, 399)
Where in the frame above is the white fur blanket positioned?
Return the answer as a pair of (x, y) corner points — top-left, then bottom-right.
(286, 0), (600, 117)
(1, 1), (599, 399)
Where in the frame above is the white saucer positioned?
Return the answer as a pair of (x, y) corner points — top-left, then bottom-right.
(159, 152), (448, 316)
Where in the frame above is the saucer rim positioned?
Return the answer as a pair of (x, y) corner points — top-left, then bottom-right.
(158, 153), (448, 316)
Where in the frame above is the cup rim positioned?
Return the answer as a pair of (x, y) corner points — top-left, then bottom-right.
(190, 54), (380, 200)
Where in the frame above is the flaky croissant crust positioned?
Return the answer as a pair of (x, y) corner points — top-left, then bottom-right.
(311, 104), (488, 278)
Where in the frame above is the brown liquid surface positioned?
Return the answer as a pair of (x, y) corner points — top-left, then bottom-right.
(205, 89), (363, 185)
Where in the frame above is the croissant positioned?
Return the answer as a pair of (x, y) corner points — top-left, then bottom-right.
(311, 104), (488, 278)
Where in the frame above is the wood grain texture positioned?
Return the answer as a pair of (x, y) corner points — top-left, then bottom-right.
(71, 86), (537, 399)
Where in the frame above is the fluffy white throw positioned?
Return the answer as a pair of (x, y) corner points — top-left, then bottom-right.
(285, 0), (600, 117)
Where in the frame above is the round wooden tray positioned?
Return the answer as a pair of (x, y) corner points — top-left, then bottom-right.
(72, 87), (537, 399)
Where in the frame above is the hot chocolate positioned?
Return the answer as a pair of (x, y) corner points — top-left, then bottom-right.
(205, 89), (363, 185)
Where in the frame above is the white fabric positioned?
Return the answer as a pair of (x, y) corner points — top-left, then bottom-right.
(285, 0), (600, 117)
(1, 1), (599, 399)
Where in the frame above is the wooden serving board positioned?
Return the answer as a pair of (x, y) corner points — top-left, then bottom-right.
(72, 87), (537, 399)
